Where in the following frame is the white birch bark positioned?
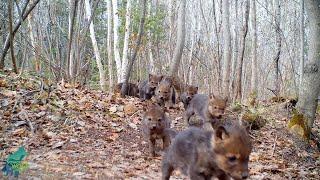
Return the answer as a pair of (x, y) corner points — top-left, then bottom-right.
(222, 0), (232, 97)
(112, 0), (122, 82)
(106, 0), (113, 91)
(68, 0), (76, 79)
(299, 0), (305, 87)
(251, 0), (258, 93)
(27, 14), (40, 72)
(169, 0), (186, 76)
(84, 0), (106, 90)
(120, 0), (132, 82)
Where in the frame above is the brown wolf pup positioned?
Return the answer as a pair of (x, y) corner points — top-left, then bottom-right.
(138, 74), (163, 100)
(162, 123), (252, 180)
(180, 85), (198, 109)
(185, 94), (227, 128)
(113, 82), (139, 97)
(155, 78), (176, 108)
(162, 76), (185, 102)
(142, 104), (174, 157)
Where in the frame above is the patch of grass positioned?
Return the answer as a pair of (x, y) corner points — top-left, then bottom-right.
(242, 108), (266, 130)
(288, 111), (310, 139)
(230, 101), (242, 112)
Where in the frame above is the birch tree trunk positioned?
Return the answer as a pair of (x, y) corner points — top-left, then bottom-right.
(28, 14), (40, 72)
(84, 0), (106, 91)
(121, 0), (147, 97)
(231, 0), (239, 93)
(168, 0), (175, 64)
(293, 0), (320, 139)
(106, 0), (113, 91)
(188, 28), (195, 85)
(112, 0), (122, 83)
(8, 0), (18, 73)
(251, 0), (257, 93)
(67, 0), (78, 80)
(222, 0), (232, 98)
(148, 1), (155, 73)
(120, 0), (132, 82)
(299, 0), (305, 87)
(235, 0), (250, 101)
(169, 0), (186, 76)
(273, 0), (281, 95)
(212, 0), (222, 91)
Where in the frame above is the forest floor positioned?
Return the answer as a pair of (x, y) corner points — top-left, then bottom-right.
(0, 72), (320, 180)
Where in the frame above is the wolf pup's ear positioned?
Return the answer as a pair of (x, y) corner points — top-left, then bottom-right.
(215, 125), (229, 141)
(149, 73), (154, 79)
(209, 93), (216, 99)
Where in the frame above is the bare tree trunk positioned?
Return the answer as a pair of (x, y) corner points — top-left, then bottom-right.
(106, 0), (113, 91)
(169, 0), (186, 76)
(188, 30), (195, 85)
(8, 0), (17, 73)
(168, 0), (175, 64)
(112, 0), (122, 83)
(27, 13), (40, 72)
(235, 0), (250, 101)
(84, 0), (106, 91)
(147, 1), (155, 73)
(212, 0), (222, 92)
(121, 0), (147, 97)
(222, 0), (232, 98)
(273, 0), (281, 95)
(251, 0), (258, 93)
(67, 0), (78, 80)
(231, 0), (239, 95)
(1, 0), (40, 69)
(293, 0), (320, 139)
(120, 0), (132, 82)
(299, 0), (305, 87)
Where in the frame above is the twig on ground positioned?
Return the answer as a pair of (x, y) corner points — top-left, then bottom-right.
(19, 103), (35, 135)
(272, 134), (278, 156)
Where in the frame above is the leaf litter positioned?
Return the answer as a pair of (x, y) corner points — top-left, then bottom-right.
(0, 72), (319, 179)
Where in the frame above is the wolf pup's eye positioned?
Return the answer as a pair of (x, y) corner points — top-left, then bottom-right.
(228, 156), (237, 162)
(158, 118), (162, 122)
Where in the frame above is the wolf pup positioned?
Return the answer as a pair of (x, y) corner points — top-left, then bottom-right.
(138, 74), (163, 100)
(162, 75), (185, 102)
(142, 104), (173, 157)
(162, 123), (252, 180)
(155, 78), (176, 108)
(113, 82), (139, 97)
(185, 94), (227, 128)
(180, 85), (198, 109)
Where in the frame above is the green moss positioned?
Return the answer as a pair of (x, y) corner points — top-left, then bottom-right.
(230, 101), (242, 112)
(288, 111), (311, 139)
(242, 110), (266, 130)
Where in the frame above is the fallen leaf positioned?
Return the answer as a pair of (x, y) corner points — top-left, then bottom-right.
(106, 133), (119, 142)
(124, 103), (137, 115)
(88, 162), (107, 168)
(109, 105), (118, 113)
(1, 89), (17, 97)
(12, 128), (26, 136)
(73, 172), (86, 176)
(128, 123), (138, 130)
(77, 120), (86, 126)
(51, 141), (65, 149)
